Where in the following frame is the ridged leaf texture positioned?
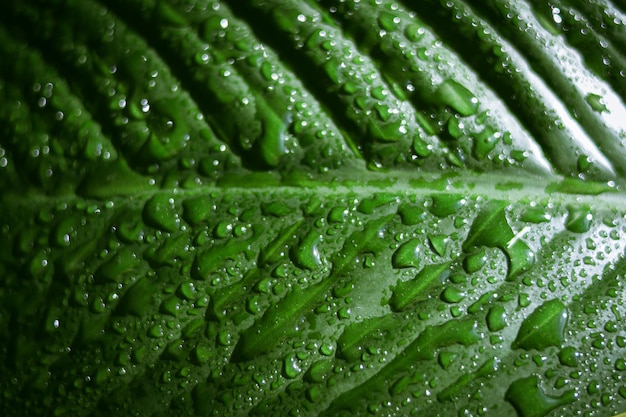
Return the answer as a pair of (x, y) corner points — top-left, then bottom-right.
(0, 0), (625, 416)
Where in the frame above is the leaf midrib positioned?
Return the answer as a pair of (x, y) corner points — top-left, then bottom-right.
(2, 171), (623, 212)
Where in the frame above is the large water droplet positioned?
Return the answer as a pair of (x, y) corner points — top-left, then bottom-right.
(565, 205), (592, 233)
(290, 231), (322, 270)
(558, 346), (581, 367)
(464, 201), (535, 280)
(143, 194), (179, 232)
(391, 238), (422, 269)
(389, 262), (451, 311)
(428, 194), (466, 218)
(513, 299), (568, 351)
(585, 93), (608, 113)
(434, 79), (479, 116)
(115, 277), (155, 317)
(486, 305), (508, 332)
(283, 353), (302, 379)
(95, 247), (141, 284)
(505, 375), (576, 417)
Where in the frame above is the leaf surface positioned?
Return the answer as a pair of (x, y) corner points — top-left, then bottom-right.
(0, 0), (625, 416)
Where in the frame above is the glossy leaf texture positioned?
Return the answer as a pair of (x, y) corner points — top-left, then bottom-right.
(0, 0), (625, 416)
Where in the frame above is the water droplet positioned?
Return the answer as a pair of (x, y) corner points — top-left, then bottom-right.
(391, 238), (422, 269)
(428, 194), (466, 218)
(464, 201), (535, 280)
(440, 287), (465, 304)
(290, 231), (322, 270)
(336, 315), (395, 361)
(143, 194), (179, 232)
(463, 249), (487, 273)
(413, 318), (481, 360)
(520, 208), (551, 224)
(397, 203), (426, 225)
(255, 109), (290, 168)
(160, 297), (181, 316)
(191, 345), (213, 365)
(428, 234), (448, 256)
(438, 351), (458, 369)
(323, 58), (341, 85)
(177, 282), (197, 300)
(283, 353), (302, 379)
(585, 93), (608, 112)
(261, 201), (292, 217)
(558, 346), (581, 367)
(565, 205), (592, 233)
(115, 277), (154, 317)
(505, 375), (576, 417)
(213, 221), (233, 239)
(96, 247), (141, 284)
(378, 11), (399, 31)
(370, 86), (387, 101)
(357, 194), (397, 214)
(447, 116), (464, 139)
(404, 24), (425, 42)
(328, 206), (349, 223)
(148, 323), (165, 338)
(390, 262), (452, 311)
(513, 299), (568, 351)
(373, 103), (390, 121)
(472, 126), (500, 160)
(305, 360), (332, 383)
(486, 305), (508, 332)
(52, 216), (79, 247)
(434, 79), (479, 116)
(412, 137), (432, 158)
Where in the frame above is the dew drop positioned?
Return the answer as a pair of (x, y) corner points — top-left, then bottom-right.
(585, 93), (608, 113)
(558, 346), (581, 367)
(391, 238), (422, 269)
(565, 205), (592, 233)
(428, 194), (466, 218)
(283, 353), (302, 379)
(505, 375), (576, 417)
(486, 305), (508, 332)
(463, 249), (487, 273)
(143, 194), (179, 232)
(440, 286), (465, 304)
(434, 79), (479, 116)
(378, 11), (399, 31)
(290, 231), (322, 270)
(513, 299), (568, 351)
(404, 24), (425, 42)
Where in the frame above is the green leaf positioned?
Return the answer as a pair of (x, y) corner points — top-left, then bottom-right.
(0, 0), (625, 416)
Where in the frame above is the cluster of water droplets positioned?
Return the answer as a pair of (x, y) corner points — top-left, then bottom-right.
(3, 187), (625, 416)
